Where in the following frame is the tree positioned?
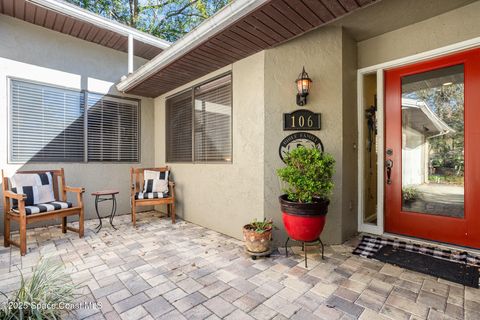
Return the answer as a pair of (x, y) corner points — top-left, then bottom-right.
(66, 0), (230, 42)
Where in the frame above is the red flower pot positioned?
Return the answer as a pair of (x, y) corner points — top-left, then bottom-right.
(279, 194), (329, 242)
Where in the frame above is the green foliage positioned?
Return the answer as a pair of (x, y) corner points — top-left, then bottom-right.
(66, 0), (231, 42)
(402, 187), (419, 202)
(277, 147), (335, 203)
(246, 218), (273, 234)
(0, 259), (77, 320)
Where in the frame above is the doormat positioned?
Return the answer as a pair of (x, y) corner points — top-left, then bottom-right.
(353, 235), (480, 287)
(374, 245), (479, 288)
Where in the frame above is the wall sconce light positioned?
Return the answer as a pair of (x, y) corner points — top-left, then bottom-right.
(295, 66), (312, 106)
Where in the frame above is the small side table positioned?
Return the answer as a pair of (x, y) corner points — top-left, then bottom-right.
(91, 190), (119, 233)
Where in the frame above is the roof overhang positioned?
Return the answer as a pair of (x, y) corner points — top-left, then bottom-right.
(117, 0), (378, 97)
(402, 98), (454, 137)
(0, 0), (170, 59)
(117, 0), (269, 94)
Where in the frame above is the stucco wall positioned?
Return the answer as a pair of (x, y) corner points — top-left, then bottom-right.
(0, 15), (155, 233)
(264, 27), (358, 245)
(154, 27), (358, 245)
(152, 26), (360, 245)
(154, 52), (265, 240)
(341, 31), (358, 241)
(358, 1), (480, 68)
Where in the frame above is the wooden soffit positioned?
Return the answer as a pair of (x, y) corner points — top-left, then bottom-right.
(125, 0), (378, 97)
(0, 0), (167, 60)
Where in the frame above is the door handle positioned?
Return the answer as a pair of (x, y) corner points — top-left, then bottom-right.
(385, 159), (393, 185)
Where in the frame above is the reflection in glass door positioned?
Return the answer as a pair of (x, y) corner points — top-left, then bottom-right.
(401, 65), (464, 218)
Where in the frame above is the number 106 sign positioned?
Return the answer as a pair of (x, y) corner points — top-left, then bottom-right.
(283, 109), (321, 131)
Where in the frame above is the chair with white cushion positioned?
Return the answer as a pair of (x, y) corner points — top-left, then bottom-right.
(130, 167), (175, 226)
(1, 168), (85, 255)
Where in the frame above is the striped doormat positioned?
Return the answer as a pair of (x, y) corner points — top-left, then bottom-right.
(353, 235), (480, 268)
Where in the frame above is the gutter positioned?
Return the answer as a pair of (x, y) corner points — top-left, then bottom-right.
(27, 0), (170, 49)
(417, 101), (455, 135)
(116, 0), (271, 93)
(402, 99), (454, 136)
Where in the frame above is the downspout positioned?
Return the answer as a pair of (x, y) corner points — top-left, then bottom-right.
(128, 34), (134, 74)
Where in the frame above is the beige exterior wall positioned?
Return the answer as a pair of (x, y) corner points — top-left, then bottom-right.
(341, 31), (359, 241)
(0, 15), (155, 232)
(154, 52), (265, 240)
(358, 1), (480, 68)
(264, 27), (358, 245)
(154, 26), (359, 244)
(0, 0), (477, 244)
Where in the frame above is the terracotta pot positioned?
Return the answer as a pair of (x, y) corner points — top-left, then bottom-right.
(243, 225), (272, 253)
(279, 194), (329, 242)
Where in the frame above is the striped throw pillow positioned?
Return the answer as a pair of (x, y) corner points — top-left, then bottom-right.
(143, 170), (169, 194)
(11, 172), (56, 206)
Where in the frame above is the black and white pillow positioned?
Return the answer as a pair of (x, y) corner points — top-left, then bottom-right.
(11, 172), (55, 206)
(143, 170), (169, 194)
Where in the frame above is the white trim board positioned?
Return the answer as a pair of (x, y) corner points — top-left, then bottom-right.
(356, 36), (480, 236)
(357, 69), (384, 235)
(358, 36), (480, 74)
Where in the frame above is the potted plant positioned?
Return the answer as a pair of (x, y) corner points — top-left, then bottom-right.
(243, 218), (273, 254)
(277, 146), (335, 242)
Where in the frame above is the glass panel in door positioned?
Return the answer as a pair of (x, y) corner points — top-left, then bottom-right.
(401, 65), (464, 218)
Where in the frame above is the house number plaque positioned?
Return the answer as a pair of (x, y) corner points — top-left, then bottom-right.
(283, 109), (321, 131)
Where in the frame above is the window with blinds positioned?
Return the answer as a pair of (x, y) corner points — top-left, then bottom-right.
(194, 76), (232, 162)
(9, 79), (140, 163)
(87, 94), (139, 162)
(166, 91), (193, 162)
(10, 80), (85, 162)
(166, 74), (232, 163)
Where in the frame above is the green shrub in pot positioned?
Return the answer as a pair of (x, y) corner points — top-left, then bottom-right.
(277, 146), (335, 204)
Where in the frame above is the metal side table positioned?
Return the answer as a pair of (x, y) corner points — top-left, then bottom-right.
(91, 190), (119, 233)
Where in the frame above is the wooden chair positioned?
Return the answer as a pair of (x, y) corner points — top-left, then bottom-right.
(2, 168), (85, 256)
(130, 167), (175, 226)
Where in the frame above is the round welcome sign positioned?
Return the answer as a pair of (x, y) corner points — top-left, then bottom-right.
(279, 132), (324, 163)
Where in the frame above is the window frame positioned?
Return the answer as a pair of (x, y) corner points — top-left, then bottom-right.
(7, 77), (141, 164)
(165, 72), (233, 164)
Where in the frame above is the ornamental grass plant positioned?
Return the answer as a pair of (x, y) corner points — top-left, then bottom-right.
(0, 258), (77, 320)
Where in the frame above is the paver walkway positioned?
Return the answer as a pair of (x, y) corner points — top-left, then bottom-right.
(0, 211), (478, 319)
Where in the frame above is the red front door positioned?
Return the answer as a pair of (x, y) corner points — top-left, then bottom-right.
(385, 48), (480, 248)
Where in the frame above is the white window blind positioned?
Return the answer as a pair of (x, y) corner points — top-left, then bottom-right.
(10, 80), (84, 162)
(10, 80), (140, 163)
(166, 74), (232, 163)
(194, 76), (232, 162)
(87, 94), (139, 162)
(166, 91), (193, 162)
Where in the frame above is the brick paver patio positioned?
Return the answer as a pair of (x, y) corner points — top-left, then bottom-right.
(0, 211), (478, 320)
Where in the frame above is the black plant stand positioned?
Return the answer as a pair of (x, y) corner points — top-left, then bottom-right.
(285, 237), (324, 268)
(92, 190), (119, 233)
